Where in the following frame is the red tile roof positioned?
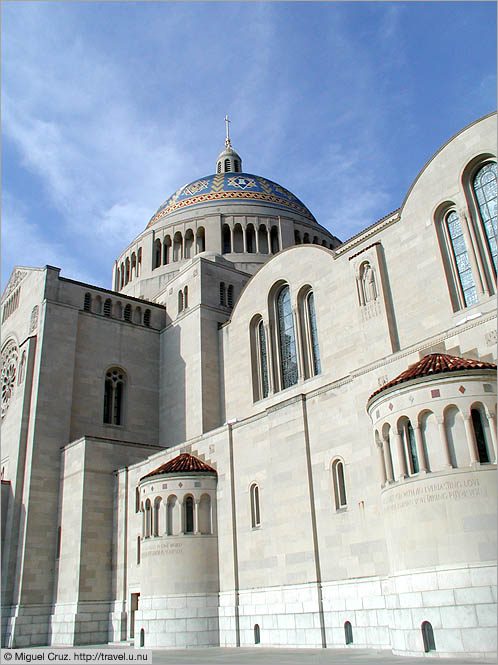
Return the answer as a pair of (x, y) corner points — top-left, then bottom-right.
(369, 353), (496, 401)
(140, 453), (216, 481)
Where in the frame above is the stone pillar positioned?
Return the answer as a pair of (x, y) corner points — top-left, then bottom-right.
(377, 441), (387, 486)
(382, 437), (394, 483)
(267, 228), (271, 253)
(393, 430), (408, 479)
(487, 412), (497, 463)
(356, 277), (364, 306)
(463, 414), (479, 464)
(242, 225), (248, 253)
(413, 425), (428, 472)
(437, 417), (454, 468)
(255, 227), (260, 253)
(230, 227), (234, 253)
(194, 499), (200, 535)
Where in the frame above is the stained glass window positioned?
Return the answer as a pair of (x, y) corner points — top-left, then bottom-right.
(445, 210), (478, 307)
(258, 321), (269, 399)
(307, 292), (321, 375)
(473, 162), (497, 272)
(277, 286), (298, 389)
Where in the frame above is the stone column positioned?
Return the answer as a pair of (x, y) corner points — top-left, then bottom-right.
(486, 412), (497, 463)
(437, 417), (454, 468)
(267, 228), (272, 253)
(255, 227), (260, 253)
(413, 425), (428, 472)
(377, 441), (387, 486)
(393, 430), (408, 479)
(242, 225), (248, 253)
(463, 414), (479, 464)
(382, 437), (394, 482)
(356, 277), (364, 306)
(194, 499), (200, 535)
(230, 227), (234, 253)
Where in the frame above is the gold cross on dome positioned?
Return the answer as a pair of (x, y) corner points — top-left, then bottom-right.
(224, 114), (231, 147)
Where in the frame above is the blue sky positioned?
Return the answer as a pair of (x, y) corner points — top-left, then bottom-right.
(2, 1), (496, 291)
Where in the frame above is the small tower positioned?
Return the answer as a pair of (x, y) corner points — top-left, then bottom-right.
(216, 115), (242, 173)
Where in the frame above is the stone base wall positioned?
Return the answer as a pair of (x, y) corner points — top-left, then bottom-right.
(220, 565), (497, 658)
(386, 562), (497, 658)
(3, 605), (50, 648)
(109, 601), (127, 644)
(48, 601), (111, 646)
(134, 593), (219, 648)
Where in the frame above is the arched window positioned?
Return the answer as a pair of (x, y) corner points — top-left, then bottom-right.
(103, 368), (126, 425)
(184, 496), (194, 533)
(198, 494), (211, 534)
(421, 621), (435, 652)
(250, 483), (261, 528)
(222, 225), (231, 254)
(166, 495), (178, 535)
(303, 233), (310, 244)
(444, 210), (478, 307)
(401, 419), (419, 474)
(184, 229), (194, 259)
(294, 230), (301, 244)
(137, 248), (142, 276)
(270, 226), (279, 253)
(135, 487), (140, 513)
(233, 224), (243, 252)
(254, 624), (260, 644)
(131, 253), (137, 279)
(234, 159), (240, 172)
(300, 290), (321, 377)
(153, 239), (161, 269)
(472, 162), (497, 273)
(471, 407), (491, 463)
(277, 286), (298, 389)
(344, 621), (353, 645)
(140, 629), (145, 647)
(144, 309), (151, 327)
(173, 232), (183, 262)
(163, 236), (171, 265)
(227, 285), (234, 308)
(258, 321), (269, 399)
(219, 282), (226, 306)
(196, 227), (206, 253)
(125, 258), (130, 285)
(103, 299), (112, 317)
(124, 304), (132, 322)
(178, 290), (184, 314)
(115, 267), (120, 290)
(120, 263), (125, 288)
(224, 158), (231, 172)
(145, 499), (152, 538)
(246, 224), (255, 253)
(83, 293), (91, 312)
(153, 497), (162, 536)
(332, 459), (347, 509)
(184, 285), (188, 309)
(258, 225), (268, 253)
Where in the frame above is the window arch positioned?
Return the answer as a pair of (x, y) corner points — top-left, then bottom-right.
(299, 288), (321, 378)
(219, 282), (226, 306)
(276, 285), (298, 389)
(184, 495), (194, 533)
(144, 309), (151, 327)
(472, 162), (497, 273)
(166, 495), (178, 535)
(332, 459), (347, 509)
(270, 225), (280, 253)
(178, 290), (184, 314)
(153, 497), (162, 536)
(254, 624), (260, 644)
(196, 227), (206, 253)
(163, 236), (171, 265)
(144, 499), (152, 538)
(103, 367), (126, 426)
(173, 232), (183, 261)
(399, 418), (419, 474)
(153, 239), (161, 269)
(222, 225), (231, 254)
(103, 298), (112, 317)
(198, 494), (212, 534)
(344, 621), (353, 645)
(227, 284), (234, 308)
(250, 483), (261, 528)
(184, 285), (188, 309)
(251, 317), (269, 401)
(83, 293), (91, 312)
(421, 621), (435, 652)
(471, 406), (491, 463)
(442, 209), (478, 308)
(124, 304), (132, 322)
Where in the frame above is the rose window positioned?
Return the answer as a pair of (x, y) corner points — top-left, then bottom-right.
(1, 340), (19, 419)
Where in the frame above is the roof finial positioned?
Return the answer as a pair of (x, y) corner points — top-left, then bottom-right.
(224, 114), (231, 148)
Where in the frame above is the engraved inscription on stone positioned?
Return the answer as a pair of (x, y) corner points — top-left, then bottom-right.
(383, 477), (485, 513)
(485, 330), (497, 346)
(142, 542), (184, 558)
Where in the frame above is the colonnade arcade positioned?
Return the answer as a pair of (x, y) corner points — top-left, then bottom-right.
(371, 390), (496, 488)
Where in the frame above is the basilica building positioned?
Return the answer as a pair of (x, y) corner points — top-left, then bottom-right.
(1, 112), (496, 658)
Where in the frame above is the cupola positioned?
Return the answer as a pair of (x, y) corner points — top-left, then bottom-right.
(216, 115), (242, 173)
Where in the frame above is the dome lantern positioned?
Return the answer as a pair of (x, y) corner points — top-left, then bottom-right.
(216, 115), (242, 173)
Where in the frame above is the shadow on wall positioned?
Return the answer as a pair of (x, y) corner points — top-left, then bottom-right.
(160, 324), (186, 446)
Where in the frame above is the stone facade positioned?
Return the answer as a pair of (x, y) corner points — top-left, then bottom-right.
(1, 113), (496, 658)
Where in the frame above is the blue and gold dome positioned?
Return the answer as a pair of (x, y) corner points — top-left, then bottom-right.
(147, 172), (316, 228)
